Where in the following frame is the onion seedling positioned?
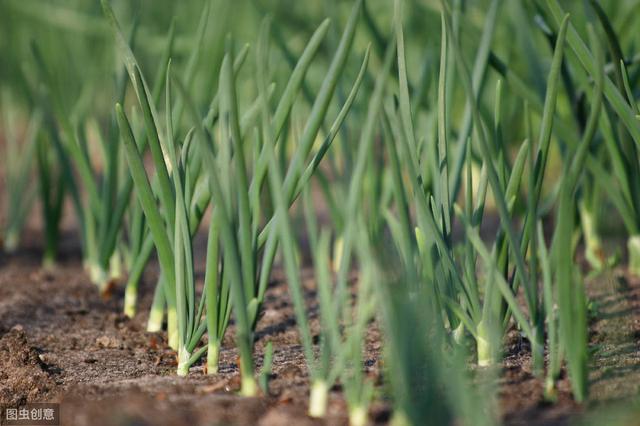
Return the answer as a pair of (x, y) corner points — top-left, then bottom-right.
(250, 6), (373, 411)
(541, 0), (640, 273)
(111, 0), (365, 395)
(35, 122), (66, 267)
(541, 27), (604, 399)
(438, 1), (569, 371)
(366, 205), (497, 426)
(103, 0), (227, 336)
(378, 0), (576, 386)
(29, 36), (137, 289)
(115, 71), (212, 377)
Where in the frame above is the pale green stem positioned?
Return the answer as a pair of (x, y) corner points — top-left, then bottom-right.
(167, 306), (178, 350)
(349, 406), (368, 426)
(308, 380), (329, 418)
(390, 411), (411, 426)
(580, 202), (604, 269)
(177, 345), (191, 376)
(4, 231), (19, 253)
(452, 322), (465, 345)
(123, 285), (138, 318)
(147, 282), (165, 332)
(240, 374), (258, 397)
(109, 250), (123, 280)
(477, 319), (493, 367)
(88, 262), (109, 292)
(207, 340), (220, 375)
(628, 235), (640, 276)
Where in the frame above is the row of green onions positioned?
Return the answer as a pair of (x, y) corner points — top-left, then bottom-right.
(2, 0), (640, 424)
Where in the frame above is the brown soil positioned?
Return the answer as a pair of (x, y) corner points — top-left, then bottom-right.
(1, 231), (640, 425)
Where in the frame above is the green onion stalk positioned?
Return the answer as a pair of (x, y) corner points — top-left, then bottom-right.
(545, 0), (640, 276)
(251, 3), (373, 410)
(115, 68), (211, 376)
(29, 35), (137, 290)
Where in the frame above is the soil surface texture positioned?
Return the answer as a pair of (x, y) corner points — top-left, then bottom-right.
(1, 231), (640, 426)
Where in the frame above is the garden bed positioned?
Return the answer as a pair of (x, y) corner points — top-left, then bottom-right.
(1, 232), (639, 426)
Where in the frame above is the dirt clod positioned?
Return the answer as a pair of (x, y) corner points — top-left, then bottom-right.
(0, 327), (57, 405)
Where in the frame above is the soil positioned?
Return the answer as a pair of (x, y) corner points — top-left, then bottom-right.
(1, 229), (640, 425)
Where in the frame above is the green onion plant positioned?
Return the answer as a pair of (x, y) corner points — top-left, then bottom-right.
(108, 0), (366, 396)
(4, 0), (640, 419)
(29, 38), (133, 289)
